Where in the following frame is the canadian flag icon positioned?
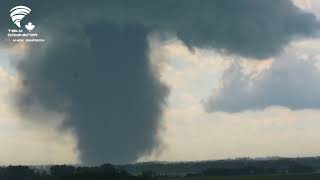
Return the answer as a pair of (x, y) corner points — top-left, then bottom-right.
(25, 22), (35, 32)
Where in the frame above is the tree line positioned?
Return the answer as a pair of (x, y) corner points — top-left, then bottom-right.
(0, 164), (150, 180)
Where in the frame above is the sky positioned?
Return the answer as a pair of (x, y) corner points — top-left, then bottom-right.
(0, 0), (320, 165)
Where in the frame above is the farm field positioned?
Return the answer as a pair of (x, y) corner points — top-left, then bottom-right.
(161, 174), (320, 180)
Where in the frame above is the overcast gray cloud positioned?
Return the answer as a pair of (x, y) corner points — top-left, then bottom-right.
(205, 53), (320, 113)
(0, 0), (319, 165)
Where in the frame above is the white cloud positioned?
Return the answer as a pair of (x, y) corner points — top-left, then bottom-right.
(293, 0), (320, 18)
(143, 100), (320, 162)
(140, 36), (320, 162)
(0, 49), (79, 165)
(149, 36), (231, 104)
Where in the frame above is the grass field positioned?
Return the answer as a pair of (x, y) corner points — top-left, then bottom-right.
(161, 174), (320, 180)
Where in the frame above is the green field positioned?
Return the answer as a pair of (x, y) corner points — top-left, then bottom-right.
(161, 174), (320, 180)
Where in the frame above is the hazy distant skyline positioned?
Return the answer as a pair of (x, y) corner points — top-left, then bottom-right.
(0, 0), (320, 165)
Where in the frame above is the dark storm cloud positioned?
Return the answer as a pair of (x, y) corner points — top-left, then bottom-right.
(17, 22), (168, 165)
(205, 54), (320, 113)
(0, 0), (319, 165)
(1, 0), (319, 58)
(118, 0), (319, 58)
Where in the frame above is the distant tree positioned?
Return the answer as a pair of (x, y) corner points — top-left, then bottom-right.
(50, 165), (75, 177)
(288, 164), (315, 173)
(142, 170), (157, 179)
(3, 166), (35, 180)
